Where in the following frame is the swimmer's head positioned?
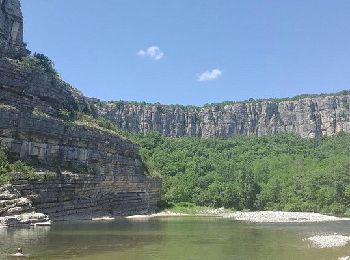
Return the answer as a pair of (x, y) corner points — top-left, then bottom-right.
(17, 248), (22, 253)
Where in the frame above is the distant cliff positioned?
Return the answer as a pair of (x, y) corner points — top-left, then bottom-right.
(2, 1), (348, 140)
(92, 94), (350, 138)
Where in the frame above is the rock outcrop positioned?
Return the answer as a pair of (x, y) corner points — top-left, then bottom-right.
(0, 0), (28, 58)
(93, 95), (350, 138)
(0, 0), (160, 222)
(9, 173), (159, 220)
(0, 184), (51, 227)
(0, 56), (160, 220)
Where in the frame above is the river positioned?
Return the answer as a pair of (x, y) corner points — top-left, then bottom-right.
(1, 217), (350, 259)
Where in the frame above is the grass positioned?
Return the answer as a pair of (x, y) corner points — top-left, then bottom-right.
(164, 202), (233, 215)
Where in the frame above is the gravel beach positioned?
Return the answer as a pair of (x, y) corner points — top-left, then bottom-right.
(223, 211), (350, 223)
(305, 235), (350, 248)
(126, 210), (350, 223)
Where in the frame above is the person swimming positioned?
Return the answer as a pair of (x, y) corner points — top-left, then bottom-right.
(13, 248), (24, 257)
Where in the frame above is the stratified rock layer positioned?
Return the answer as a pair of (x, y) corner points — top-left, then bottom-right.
(0, 57), (160, 220)
(93, 96), (350, 138)
(10, 174), (160, 220)
(0, 184), (51, 226)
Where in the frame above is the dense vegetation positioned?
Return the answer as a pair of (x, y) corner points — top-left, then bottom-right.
(132, 132), (350, 215)
(0, 145), (36, 184)
(20, 53), (59, 77)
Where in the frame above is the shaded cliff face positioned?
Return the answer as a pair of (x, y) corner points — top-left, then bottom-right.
(0, 0), (28, 58)
(93, 96), (350, 138)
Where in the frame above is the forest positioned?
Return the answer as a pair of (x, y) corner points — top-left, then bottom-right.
(132, 132), (350, 214)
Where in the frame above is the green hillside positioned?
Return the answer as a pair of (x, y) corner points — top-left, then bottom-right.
(134, 132), (350, 214)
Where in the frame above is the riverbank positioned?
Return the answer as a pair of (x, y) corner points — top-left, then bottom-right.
(126, 209), (350, 223)
(223, 211), (350, 223)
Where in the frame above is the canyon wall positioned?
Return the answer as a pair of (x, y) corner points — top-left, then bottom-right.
(0, 57), (160, 219)
(0, 0), (160, 219)
(0, 58), (160, 219)
(9, 174), (160, 220)
(0, 0), (28, 58)
(93, 96), (350, 138)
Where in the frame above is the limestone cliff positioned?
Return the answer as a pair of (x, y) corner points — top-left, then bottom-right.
(92, 95), (350, 138)
(0, 0), (160, 221)
(0, 57), (160, 219)
(0, 0), (28, 58)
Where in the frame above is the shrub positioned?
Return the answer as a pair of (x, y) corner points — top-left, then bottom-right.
(0, 145), (38, 184)
(21, 53), (59, 78)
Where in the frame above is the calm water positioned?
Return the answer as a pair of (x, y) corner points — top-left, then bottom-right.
(1, 217), (350, 260)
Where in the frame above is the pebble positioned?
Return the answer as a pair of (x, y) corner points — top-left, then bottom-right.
(306, 235), (350, 248)
(223, 211), (350, 223)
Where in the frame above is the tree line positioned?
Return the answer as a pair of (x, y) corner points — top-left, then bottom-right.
(133, 132), (350, 214)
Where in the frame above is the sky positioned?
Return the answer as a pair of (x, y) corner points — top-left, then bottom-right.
(21, 0), (350, 106)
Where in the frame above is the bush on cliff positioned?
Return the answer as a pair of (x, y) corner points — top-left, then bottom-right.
(0, 145), (36, 184)
(20, 53), (59, 78)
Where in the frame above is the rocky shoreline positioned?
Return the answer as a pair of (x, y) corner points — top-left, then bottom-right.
(0, 212), (51, 227)
(0, 184), (51, 227)
(125, 210), (350, 223)
(222, 211), (350, 223)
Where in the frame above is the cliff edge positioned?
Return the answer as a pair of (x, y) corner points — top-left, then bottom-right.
(92, 95), (350, 139)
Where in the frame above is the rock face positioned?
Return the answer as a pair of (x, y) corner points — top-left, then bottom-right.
(0, 184), (32, 216)
(0, 0), (160, 221)
(93, 96), (350, 138)
(0, 184), (51, 226)
(0, 57), (160, 220)
(0, 0), (28, 58)
(10, 173), (159, 220)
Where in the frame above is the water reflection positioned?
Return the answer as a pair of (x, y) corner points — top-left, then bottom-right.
(0, 227), (50, 258)
(0, 218), (350, 260)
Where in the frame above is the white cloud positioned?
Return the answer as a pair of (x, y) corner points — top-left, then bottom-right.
(137, 46), (164, 60)
(197, 69), (222, 82)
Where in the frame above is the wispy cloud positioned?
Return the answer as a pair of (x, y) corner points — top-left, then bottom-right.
(137, 46), (164, 60)
(197, 69), (222, 82)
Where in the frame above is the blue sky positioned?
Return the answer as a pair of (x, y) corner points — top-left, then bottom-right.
(22, 0), (350, 105)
